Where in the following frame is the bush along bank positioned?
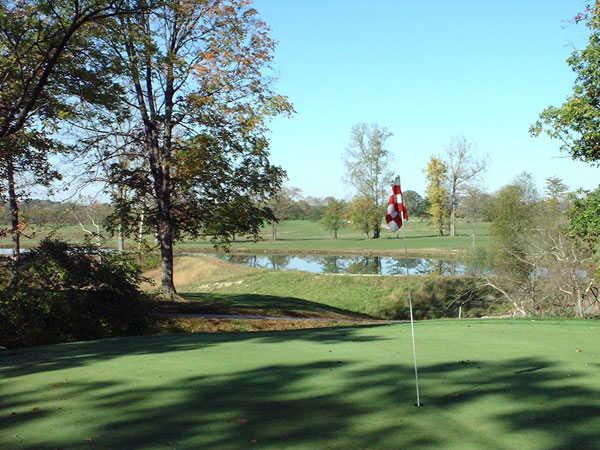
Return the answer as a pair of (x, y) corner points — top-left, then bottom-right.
(0, 239), (152, 348)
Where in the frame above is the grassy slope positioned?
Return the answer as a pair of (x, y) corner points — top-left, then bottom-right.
(155, 256), (500, 320)
(1, 320), (599, 449)
(179, 265), (410, 319)
(0, 219), (490, 255)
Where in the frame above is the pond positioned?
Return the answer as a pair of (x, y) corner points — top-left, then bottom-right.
(0, 248), (27, 256)
(0, 248), (483, 276)
(206, 253), (479, 276)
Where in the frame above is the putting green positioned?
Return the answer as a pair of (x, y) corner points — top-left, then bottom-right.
(1, 320), (599, 449)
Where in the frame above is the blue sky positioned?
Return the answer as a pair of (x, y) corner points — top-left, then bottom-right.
(255, 0), (599, 198)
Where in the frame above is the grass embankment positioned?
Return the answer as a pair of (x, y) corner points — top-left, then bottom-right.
(0, 219), (490, 256)
(2, 320), (599, 449)
(146, 256), (502, 322)
(144, 256), (381, 334)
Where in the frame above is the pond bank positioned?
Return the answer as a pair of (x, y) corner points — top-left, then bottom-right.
(159, 256), (503, 320)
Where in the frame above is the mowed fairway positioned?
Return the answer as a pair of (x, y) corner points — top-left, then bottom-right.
(178, 219), (490, 255)
(0, 220), (490, 255)
(2, 320), (599, 449)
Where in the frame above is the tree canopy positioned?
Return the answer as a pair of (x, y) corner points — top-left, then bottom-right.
(531, 4), (600, 165)
(568, 186), (600, 246)
(84, 0), (293, 295)
(343, 123), (393, 239)
(426, 156), (448, 236)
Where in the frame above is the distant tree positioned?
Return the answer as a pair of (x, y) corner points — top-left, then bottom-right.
(267, 187), (302, 240)
(344, 123), (393, 239)
(426, 157), (448, 236)
(320, 199), (346, 239)
(458, 187), (494, 222)
(513, 172), (540, 203)
(490, 185), (538, 269)
(530, 3), (600, 166)
(403, 190), (428, 218)
(1, 199), (114, 227)
(304, 196), (330, 221)
(568, 186), (600, 246)
(444, 137), (487, 237)
(545, 176), (569, 199)
(543, 176), (570, 216)
(290, 199), (312, 220)
(347, 196), (379, 239)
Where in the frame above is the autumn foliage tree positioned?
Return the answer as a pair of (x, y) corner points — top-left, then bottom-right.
(426, 156), (448, 236)
(93, 0), (293, 296)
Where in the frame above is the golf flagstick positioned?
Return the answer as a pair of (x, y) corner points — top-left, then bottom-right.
(401, 182), (422, 408)
(408, 290), (422, 407)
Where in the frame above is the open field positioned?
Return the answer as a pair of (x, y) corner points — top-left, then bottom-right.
(2, 320), (599, 449)
(0, 219), (490, 256)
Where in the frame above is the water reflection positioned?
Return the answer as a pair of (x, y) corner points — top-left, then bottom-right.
(216, 253), (472, 276)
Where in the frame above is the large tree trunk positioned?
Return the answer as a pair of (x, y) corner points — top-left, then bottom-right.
(7, 157), (20, 270)
(272, 222), (277, 240)
(149, 144), (176, 298)
(157, 190), (175, 297)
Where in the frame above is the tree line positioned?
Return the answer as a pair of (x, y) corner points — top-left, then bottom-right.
(315, 123), (490, 240)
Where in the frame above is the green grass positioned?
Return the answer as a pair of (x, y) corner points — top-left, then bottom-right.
(180, 219), (490, 255)
(2, 320), (599, 449)
(169, 292), (375, 320)
(170, 256), (501, 320)
(0, 219), (490, 256)
(181, 269), (421, 319)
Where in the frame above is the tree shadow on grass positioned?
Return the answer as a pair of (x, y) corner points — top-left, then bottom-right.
(346, 358), (600, 449)
(174, 292), (376, 319)
(0, 359), (432, 449)
(2, 333), (600, 449)
(0, 325), (391, 379)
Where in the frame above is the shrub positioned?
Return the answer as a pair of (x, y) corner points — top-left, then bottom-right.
(388, 277), (502, 320)
(0, 239), (151, 348)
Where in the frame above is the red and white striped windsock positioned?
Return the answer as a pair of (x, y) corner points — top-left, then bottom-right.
(386, 176), (409, 232)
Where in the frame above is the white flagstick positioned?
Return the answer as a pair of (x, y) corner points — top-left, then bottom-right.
(400, 178), (422, 408)
(408, 291), (422, 407)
